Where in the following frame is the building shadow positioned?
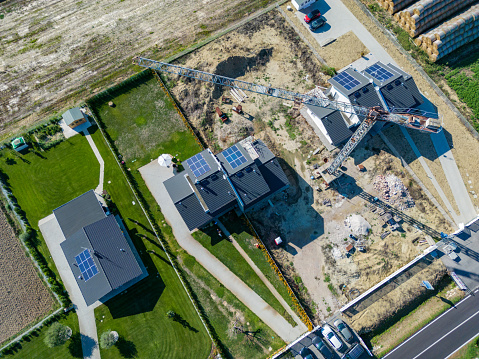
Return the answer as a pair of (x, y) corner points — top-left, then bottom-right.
(299, 1), (332, 16)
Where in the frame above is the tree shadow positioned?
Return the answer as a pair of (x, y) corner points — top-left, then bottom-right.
(68, 332), (83, 358)
(80, 334), (96, 358)
(173, 314), (199, 333)
(116, 336), (138, 358)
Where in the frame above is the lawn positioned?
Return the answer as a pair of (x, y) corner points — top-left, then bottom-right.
(90, 127), (211, 359)
(221, 212), (298, 316)
(182, 252), (285, 359)
(91, 73), (201, 170)
(192, 220), (296, 326)
(3, 311), (82, 359)
(0, 134), (100, 272)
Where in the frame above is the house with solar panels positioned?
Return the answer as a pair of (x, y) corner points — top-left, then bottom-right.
(54, 190), (146, 306)
(302, 61), (425, 149)
(164, 136), (290, 231)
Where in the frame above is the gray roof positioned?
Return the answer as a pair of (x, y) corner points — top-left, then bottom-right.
(329, 68), (371, 96)
(216, 144), (254, 175)
(54, 190), (106, 239)
(347, 83), (384, 110)
(251, 140), (275, 165)
(183, 149), (219, 182)
(229, 163), (270, 207)
(83, 216), (143, 290)
(195, 171), (237, 213)
(305, 104), (353, 146)
(259, 159), (290, 194)
(164, 175), (193, 204)
(62, 107), (86, 126)
(61, 229), (111, 306)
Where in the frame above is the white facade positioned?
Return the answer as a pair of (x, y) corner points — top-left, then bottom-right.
(292, 0), (316, 10)
(329, 87), (361, 125)
(306, 108), (333, 145)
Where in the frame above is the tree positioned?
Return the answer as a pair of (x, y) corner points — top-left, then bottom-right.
(44, 322), (71, 348)
(100, 330), (118, 349)
(166, 310), (176, 319)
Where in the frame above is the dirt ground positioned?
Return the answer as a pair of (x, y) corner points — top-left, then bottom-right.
(0, 0), (277, 138)
(0, 210), (54, 344)
(164, 10), (451, 325)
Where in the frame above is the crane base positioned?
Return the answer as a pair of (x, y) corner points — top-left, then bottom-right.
(317, 163), (343, 186)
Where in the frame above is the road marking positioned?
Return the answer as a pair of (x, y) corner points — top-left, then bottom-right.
(383, 294), (473, 358)
(445, 331), (479, 359)
(411, 309), (479, 359)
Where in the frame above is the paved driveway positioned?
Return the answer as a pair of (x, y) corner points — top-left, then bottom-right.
(294, 1), (395, 65)
(139, 160), (307, 342)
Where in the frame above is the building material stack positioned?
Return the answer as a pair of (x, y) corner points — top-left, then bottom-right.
(376, 0), (417, 14)
(393, 0), (477, 37)
(415, 3), (479, 61)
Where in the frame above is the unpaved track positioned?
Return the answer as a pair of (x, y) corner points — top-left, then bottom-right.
(0, 0), (275, 136)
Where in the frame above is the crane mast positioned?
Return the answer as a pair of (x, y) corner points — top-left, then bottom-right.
(133, 56), (441, 179)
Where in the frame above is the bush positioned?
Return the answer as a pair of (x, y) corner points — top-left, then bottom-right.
(166, 310), (176, 319)
(43, 322), (71, 348)
(99, 329), (117, 349)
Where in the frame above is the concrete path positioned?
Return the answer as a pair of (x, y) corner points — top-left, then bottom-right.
(399, 127), (461, 225)
(139, 161), (307, 342)
(216, 220), (307, 330)
(294, 1), (395, 65)
(59, 119), (91, 139)
(431, 131), (477, 225)
(39, 214), (100, 359)
(83, 129), (104, 195)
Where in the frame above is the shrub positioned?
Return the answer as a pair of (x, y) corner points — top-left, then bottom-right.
(99, 329), (117, 349)
(43, 322), (71, 348)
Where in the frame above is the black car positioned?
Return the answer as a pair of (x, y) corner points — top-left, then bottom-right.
(309, 17), (326, 31)
(312, 336), (333, 358)
(299, 347), (314, 359)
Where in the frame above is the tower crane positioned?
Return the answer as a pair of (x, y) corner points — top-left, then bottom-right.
(133, 56), (441, 181)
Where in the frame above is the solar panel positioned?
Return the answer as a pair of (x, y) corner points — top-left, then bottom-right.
(222, 145), (247, 169)
(75, 249), (99, 281)
(185, 153), (211, 178)
(332, 72), (361, 91)
(365, 63), (394, 82)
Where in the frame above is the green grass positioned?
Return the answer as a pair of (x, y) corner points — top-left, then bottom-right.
(192, 217), (296, 327)
(221, 213), (298, 316)
(182, 253), (285, 359)
(450, 335), (479, 359)
(92, 73), (200, 170)
(89, 127), (211, 359)
(2, 311), (82, 359)
(0, 134), (100, 273)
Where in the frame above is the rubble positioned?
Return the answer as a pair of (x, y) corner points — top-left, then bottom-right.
(373, 174), (415, 210)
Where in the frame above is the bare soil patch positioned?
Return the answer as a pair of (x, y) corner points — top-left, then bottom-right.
(0, 0), (277, 137)
(319, 31), (369, 69)
(0, 209), (54, 344)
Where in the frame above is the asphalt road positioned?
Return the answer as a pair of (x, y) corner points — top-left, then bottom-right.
(384, 289), (479, 359)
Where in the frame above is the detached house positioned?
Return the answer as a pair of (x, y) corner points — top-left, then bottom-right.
(164, 137), (290, 231)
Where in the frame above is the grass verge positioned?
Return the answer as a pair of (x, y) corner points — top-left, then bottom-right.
(367, 279), (464, 358)
(449, 335), (479, 359)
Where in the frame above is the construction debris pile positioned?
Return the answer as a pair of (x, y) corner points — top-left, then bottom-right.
(373, 174), (415, 210)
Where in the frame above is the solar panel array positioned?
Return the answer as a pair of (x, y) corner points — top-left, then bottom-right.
(75, 249), (99, 281)
(186, 153), (211, 178)
(223, 145), (247, 169)
(365, 63), (394, 82)
(333, 72), (360, 91)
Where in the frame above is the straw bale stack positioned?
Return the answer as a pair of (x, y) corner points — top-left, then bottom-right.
(395, 0), (476, 36)
(376, 0), (418, 14)
(415, 3), (479, 61)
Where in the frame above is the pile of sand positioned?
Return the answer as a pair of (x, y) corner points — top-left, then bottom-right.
(346, 214), (371, 236)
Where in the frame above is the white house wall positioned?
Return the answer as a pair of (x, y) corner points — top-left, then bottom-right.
(329, 87), (360, 125)
(306, 108), (333, 145)
(292, 0), (315, 10)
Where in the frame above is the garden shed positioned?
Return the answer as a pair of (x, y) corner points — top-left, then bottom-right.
(62, 107), (88, 129)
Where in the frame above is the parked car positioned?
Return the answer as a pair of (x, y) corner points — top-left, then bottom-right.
(312, 335), (333, 358)
(334, 318), (354, 343)
(321, 324), (344, 351)
(299, 347), (314, 359)
(309, 17), (326, 31)
(304, 9), (321, 23)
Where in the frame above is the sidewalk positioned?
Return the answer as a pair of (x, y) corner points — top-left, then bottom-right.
(139, 160), (307, 342)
